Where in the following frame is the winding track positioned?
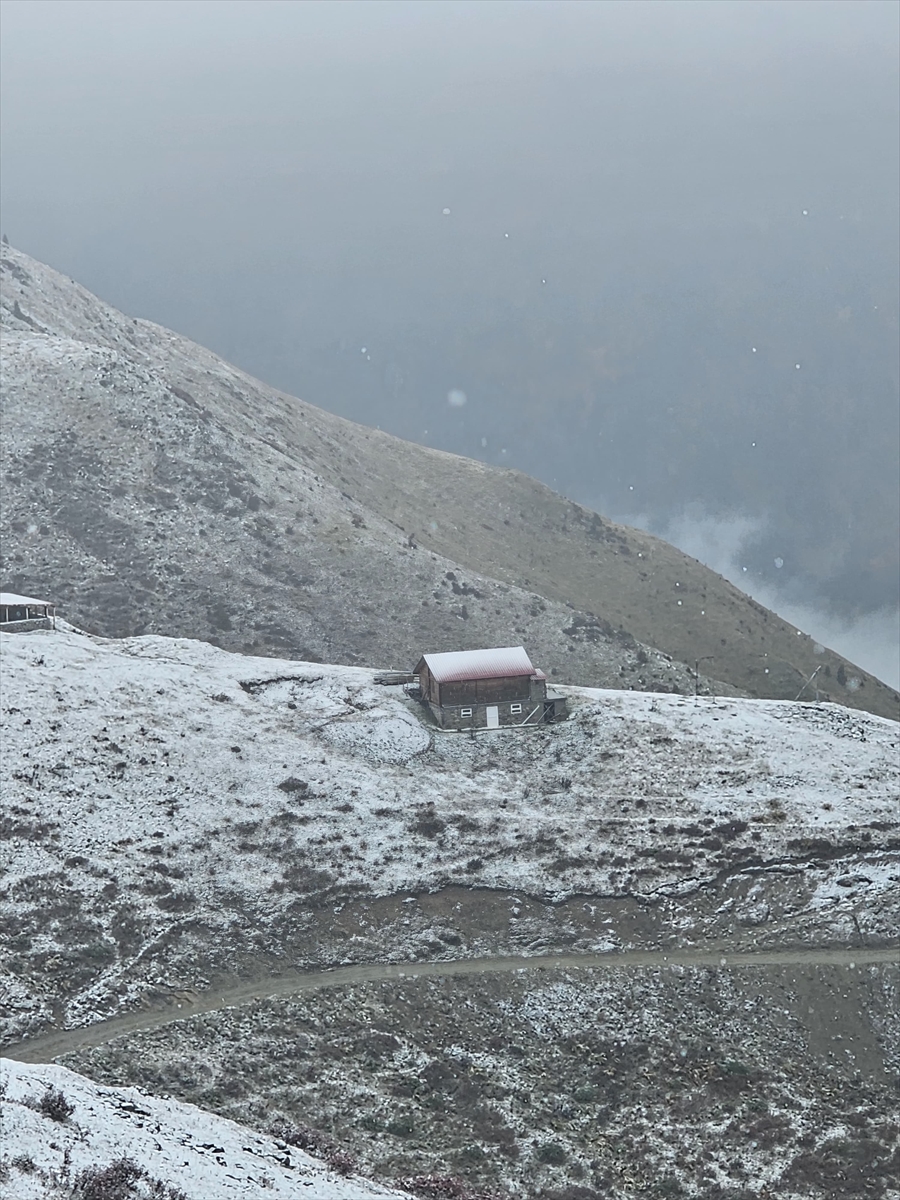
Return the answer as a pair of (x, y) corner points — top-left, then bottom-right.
(4, 944), (896, 1065)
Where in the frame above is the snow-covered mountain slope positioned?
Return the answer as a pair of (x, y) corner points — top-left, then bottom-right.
(2, 626), (897, 1044)
(2, 243), (897, 719)
(0, 1058), (412, 1198)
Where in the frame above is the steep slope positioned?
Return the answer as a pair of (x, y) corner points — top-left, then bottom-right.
(1, 244), (897, 719)
(1, 1058), (412, 1199)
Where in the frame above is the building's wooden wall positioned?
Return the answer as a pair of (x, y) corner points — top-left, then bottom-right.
(438, 676), (533, 706)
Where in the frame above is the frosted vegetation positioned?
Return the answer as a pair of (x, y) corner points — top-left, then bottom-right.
(1, 1058), (411, 1199)
(2, 627), (896, 1046)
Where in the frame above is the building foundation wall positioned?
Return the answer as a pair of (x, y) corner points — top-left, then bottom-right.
(426, 699), (545, 731)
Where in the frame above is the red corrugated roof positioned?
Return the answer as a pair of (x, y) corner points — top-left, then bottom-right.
(417, 646), (536, 684)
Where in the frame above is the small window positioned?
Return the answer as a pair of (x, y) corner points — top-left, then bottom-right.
(510, 703), (523, 714)
(460, 707), (473, 718)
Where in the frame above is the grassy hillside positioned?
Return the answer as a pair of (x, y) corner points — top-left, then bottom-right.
(1, 244), (897, 719)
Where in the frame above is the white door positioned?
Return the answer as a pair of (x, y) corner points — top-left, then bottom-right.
(486, 705), (499, 729)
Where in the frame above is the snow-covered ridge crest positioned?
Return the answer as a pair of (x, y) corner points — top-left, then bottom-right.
(0, 1058), (412, 1199)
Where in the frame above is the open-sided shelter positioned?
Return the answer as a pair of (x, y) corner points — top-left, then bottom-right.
(0, 592), (56, 632)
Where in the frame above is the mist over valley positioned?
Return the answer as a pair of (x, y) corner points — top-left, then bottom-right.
(1, 5), (898, 1199)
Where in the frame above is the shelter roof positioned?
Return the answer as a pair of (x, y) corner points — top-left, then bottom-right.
(416, 646), (535, 684)
(1, 592), (54, 607)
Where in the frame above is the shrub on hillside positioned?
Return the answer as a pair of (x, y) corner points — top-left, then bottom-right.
(534, 1140), (567, 1164)
(71, 1156), (187, 1200)
(269, 1120), (357, 1175)
(39, 1086), (74, 1122)
(399, 1175), (506, 1200)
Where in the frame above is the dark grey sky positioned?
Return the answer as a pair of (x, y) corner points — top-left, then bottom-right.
(2, 0), (896, 340)
(2, 0), (898, 681)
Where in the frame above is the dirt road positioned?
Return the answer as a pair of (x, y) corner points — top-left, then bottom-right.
(4, 943), (896, 1065)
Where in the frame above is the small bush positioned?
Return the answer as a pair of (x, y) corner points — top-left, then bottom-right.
(400, 1175), (505, 1200)
(40, 1086), (74, 1122)
(534, 1140), (567, 1164)
(411, 808), (445, 838)
(458, 1144), (487, 1163)
(386, 1115), (415, 1137)
(82, 939), (116, 964)
(73, 1157), (187, 1199)
(73, 1158), (142, 1199)
(269, 1121), (356, 1175)
(278, 777), (309, 795)
(325, 1147), (357, 1175)
(79, 1157), (187, 1200)
(11, 1153), (36, 1173)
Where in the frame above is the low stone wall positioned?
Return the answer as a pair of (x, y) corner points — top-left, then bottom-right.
(427, 699), (544, 731)
(0, 618), (54, 634)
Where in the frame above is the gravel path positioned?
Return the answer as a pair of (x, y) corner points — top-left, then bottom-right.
(5, 942), (895, 1064)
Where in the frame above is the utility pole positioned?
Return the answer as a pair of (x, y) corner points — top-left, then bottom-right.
(795, 664), (823, 703)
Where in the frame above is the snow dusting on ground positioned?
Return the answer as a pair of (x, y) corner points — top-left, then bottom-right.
(0, 1057), (411, 1198)
(2, 626), (897, 1042)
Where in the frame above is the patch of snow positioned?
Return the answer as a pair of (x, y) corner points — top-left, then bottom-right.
(0, 1058), (412, 1198)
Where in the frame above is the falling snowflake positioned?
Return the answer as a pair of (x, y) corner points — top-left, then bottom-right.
(774, 557), (784, 568)
(447, 389), (467, 408)
(442, 208), (451, 215)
